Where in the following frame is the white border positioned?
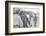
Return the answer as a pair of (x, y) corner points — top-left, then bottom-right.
(8, 3), (43, 33)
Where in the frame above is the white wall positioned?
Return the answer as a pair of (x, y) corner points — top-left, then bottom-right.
(0, 0), (46, 36)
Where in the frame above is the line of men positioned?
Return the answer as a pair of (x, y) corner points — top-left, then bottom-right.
(13, 9), (38, 28)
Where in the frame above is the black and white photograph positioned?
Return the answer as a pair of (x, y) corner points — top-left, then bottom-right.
(13, 8), (39, 28)
(5, 1), (45, 35)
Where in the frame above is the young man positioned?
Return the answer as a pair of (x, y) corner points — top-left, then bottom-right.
(13, 9), (23, 28)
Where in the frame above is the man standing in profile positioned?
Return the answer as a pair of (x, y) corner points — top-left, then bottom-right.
(13, 8), (23, 28)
